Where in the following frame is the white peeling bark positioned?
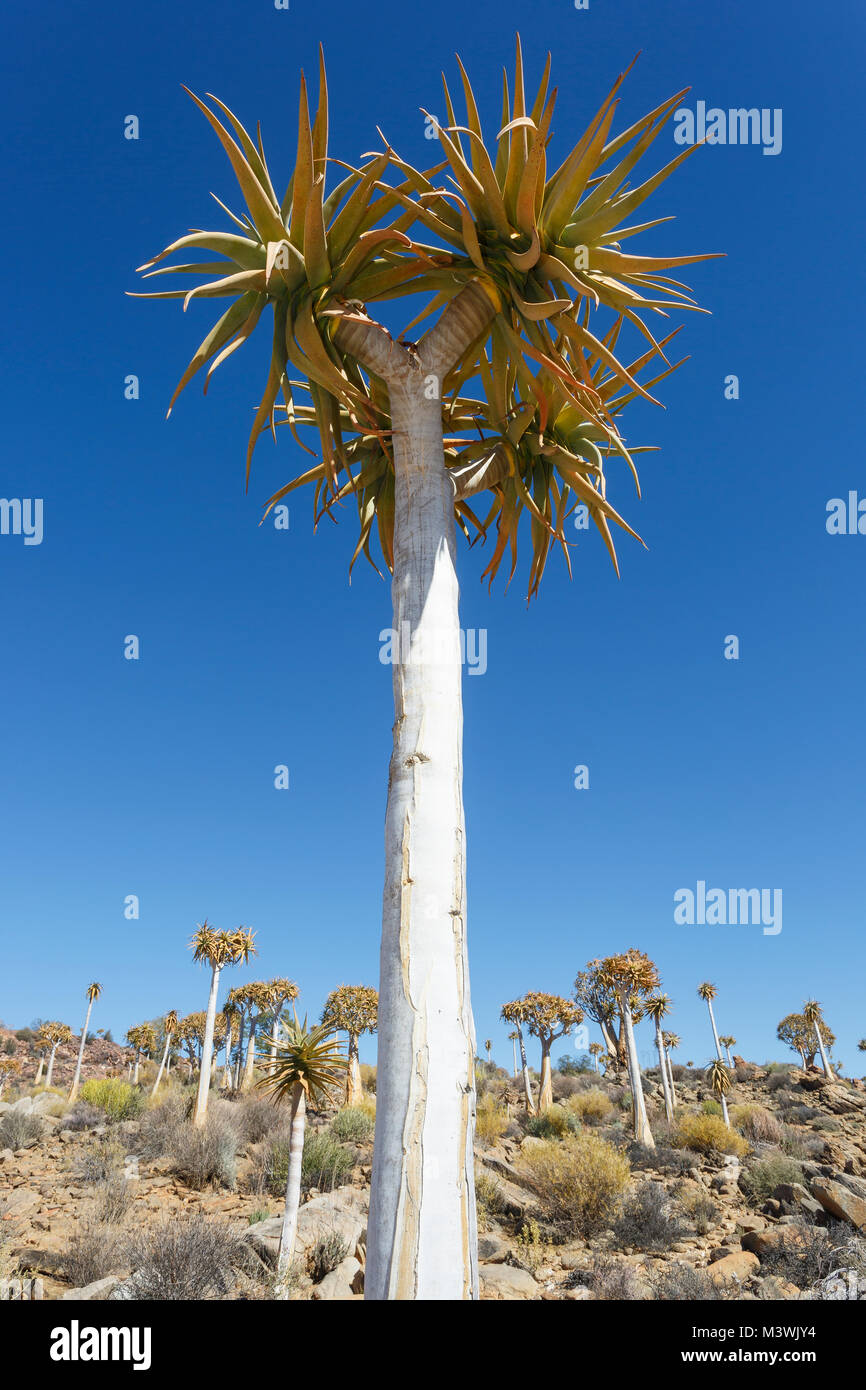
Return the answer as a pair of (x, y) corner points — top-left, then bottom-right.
(45, 1043), (59, 1089)
(706, 999), (723, 1061)
(35, 1055), (45, 1086)
(654, 1019), (674, 1124)
(621, 997), (654, 1148)
(241, 1018), (257, 1091)
(193, 962), (221, 1126)
(152, 1032), (173, 1097)
(813, 1021), (835, 1080)
(68, 998), (94, 1104)
(516, 1021), (536, 1115)
(276, 1084), (306, 1299)
(365, 374), (477, 1302)
(719, 1091), (730, 1127)
(665, 1047), (678, 1108)
(538, 1039), (554, 1112)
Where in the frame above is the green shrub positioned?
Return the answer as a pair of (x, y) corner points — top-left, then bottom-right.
(673, 1113), (748, 1157)
(266, 1131), (354, 1196)
(309, 1232), (349, 1282)
(740, 1153), (804, 1204)
(519, 1132), (630, 1238)
(526, 1104), (574, 1140)
(676, 1186), (719, 1235)
(79, 1078), (143, 1122)
(330, 1106), (375, 1144)
(701, 1098), (722, 1115)
(475, 1171), (505, 1232)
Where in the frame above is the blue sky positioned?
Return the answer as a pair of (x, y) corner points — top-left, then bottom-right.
(1, 0), (863, 1074)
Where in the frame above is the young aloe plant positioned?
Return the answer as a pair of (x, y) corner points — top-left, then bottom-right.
(134, 40), (715, 1299)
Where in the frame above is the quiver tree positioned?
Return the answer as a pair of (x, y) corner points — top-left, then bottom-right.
(42, 1022), (73, 1089)
(776, 1012), (835, 1070)
(507, 1030), (519, 1077)
(134, 39), (713, 1299)
(68, 982), (103, 1104)
(803, 1000), (835, 1080)
(645, 993), (674, 1123)
(697, 982), (724, 1062)
(588, 1041), (603, 1074)
(707, 1057), (732, 1127)
(718, 1035), (736, 1068)
(662, 1031), (680, 1106)
(265, 978), (300, 1073)
(151, 1011), (179, 1097)
(598, 950), (659, 1147)
(126, 1024), (156, 1084)
(500, 1000), (535, 1114)
(501, 993), (583, 1111)
(258, 1016), (346, 1298)
(239, 982), (276, 1091)
(321, 985), (378, 1105)
(574, 963), (626, 1070)
(221, 1000), (241, 1088)
(190, 921), (256, 1124)
(0, 1058), (20, 1099)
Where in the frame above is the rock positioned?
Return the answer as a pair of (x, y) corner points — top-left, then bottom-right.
(811, 1178), (866, 1230)
(312, 1256), (362, 1301)
(478, 1232), (509, 1264)
(742, 1226), (804, 1258)
(0, 1149), (14, 1165)
(756, 1275), (801, 1301)
(708, 1250), (760, 1285)
(562, 1286), (593, 1300)
(559, 1252), (585, 1271)
(0, 1189), (40, 1219)
(736, 1216), (767, 1233)
(61, 1276), (121, 1302)
(480, 1264), (539, 1300)
(245, 1188), (367, 1269)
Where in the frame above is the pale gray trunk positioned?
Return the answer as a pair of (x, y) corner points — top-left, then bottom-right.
(221, 1023), (233, 1088)
(720, 1091), (730, 1127)
(813, 1021), (835, 1080)
(234, 1016), (245, 1089)
(241, 1018), (257, 1091)
(724, 1045), (734, 1068)
(706, 999), (723, 1061)
(68, 997), (94, 1103)
(621, 996), (654, 1148)
(275, 1085), (306, 1299)
(516, 1022), (536, 1115)
(133, 1053), (140, 1085)
(654, 1020), (674, 1124)
(45, 1043), (59, 1089)
(511, 1037), (518, 1078)
(193, 962), (221, 1126)
(35, 1055), (45, 1086)
(665, 1048), (678, 1107)
(346, 1033), (363, 1107)
(152, 1033), (172, 1097)
(366, 376), (476, 1302)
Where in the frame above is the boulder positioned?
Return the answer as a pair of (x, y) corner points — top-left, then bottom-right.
(311, 1256), (362, 1300)
(245, 1188), (367, 1269)
(811, 1178), (866, 1230)
(743, 1226), (805, 1258)
(0, 1189), (41, 1220)
(61, 1276), (122, 1302)
(707, 1250), (760, 1285)
(479, 1263), (539, 1300)
(477, 1231), (509, 1264)
(756, 1275), (802, 1301)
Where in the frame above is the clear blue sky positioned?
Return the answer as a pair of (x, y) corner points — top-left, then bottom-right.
(1, 0), (863, 1074)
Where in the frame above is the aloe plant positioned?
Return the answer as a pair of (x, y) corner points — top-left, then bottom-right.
(134, 41), (713, 1299)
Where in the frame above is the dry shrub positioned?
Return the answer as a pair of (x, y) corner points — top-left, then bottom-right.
(739, 1152), (804, 1204)
(676, 1185), (719, 1235)
(93, 1175), (134, 1225)
(359, 1064), (376, 1094)
(63, 1102), (104, 1132)
(730, 1103), (783, 1144)
(0, 1110), (44, 1150)
(63, 1221), (123, 1288)
(236, 1095), (287, 1146)
(475, 1171), (505, 1232)
(651, 1262), (734, 1300)
(519, 1132), (630, 1238)
(567, 1088), (615, 1125)
(76, 1136), (126, 1184)
(167, 1114), (239, 1190)
(583, 1254), (645, 1300)
(123, 1216), (248, 1300)
(673, 1113), (748, 1157)
(611, 1181), (684, 1250)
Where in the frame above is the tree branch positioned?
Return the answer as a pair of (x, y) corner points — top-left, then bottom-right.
(419, 281), (497, 380)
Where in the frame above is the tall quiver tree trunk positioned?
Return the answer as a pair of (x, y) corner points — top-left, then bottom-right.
(654, 1020), (674, 1124)
(193, 963), (221, 1127)
(620, 993), (654, 1149)
(813, 1022), (834, 1080)
(152, 1034), (171, 1097)
(69, 994), (96, 1104)
(706, 998), (723, 1061)
(516, 1022), (536, 1115)
(45, 1043), (59, 1089)
(538, 1037), (554, 1112)
(276, 1083), (307, 1299)
(366, 368), (477, 1303)
(346, 1032), (363, 1107)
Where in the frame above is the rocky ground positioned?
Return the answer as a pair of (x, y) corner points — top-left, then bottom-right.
(1, 1061), (865, 1301)
(0, 1024), (129, 1091)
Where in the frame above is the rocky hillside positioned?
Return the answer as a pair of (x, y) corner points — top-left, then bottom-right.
(1, 1061), (864, 1301)
(0, 1024), (129, 1091)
